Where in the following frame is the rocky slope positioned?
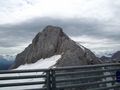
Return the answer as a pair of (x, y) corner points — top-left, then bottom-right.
(111, 51), (120, 61)
(100, 51), (120, 63)
(11, 25), (101, 69)
(100, 56), (111, 63)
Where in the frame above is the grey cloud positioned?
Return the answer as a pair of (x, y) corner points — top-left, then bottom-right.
(0, 17), (120, 49)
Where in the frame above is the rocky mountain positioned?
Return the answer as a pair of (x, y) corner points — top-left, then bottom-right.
(100, 51), (120, 63)
(100, 56), (111, 63)
(0, 55), (14, 70)
(111, 51), (120, 60)
(111, 51), (120, 62)
(11, 25), (101, 69)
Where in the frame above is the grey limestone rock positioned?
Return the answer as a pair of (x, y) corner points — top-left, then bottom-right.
(11, 25), (101, 69)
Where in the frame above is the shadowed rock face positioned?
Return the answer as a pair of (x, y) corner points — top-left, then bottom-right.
(11, 25), (101, 69)
(112, 51), (120, 60)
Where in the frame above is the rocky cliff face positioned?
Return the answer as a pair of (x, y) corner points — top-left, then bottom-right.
(11, 25), (101, 69)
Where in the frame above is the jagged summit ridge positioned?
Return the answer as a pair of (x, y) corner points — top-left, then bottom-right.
(12, 25), (101, 69)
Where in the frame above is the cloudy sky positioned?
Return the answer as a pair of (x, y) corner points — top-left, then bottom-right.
(0, 0), (120, 56)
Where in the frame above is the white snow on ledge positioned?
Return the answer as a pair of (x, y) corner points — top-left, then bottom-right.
(16, 55), (61, 70)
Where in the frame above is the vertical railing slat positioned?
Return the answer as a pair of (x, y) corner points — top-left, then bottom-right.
(51, 69), (56, 90)
(46, 70), (51, 90)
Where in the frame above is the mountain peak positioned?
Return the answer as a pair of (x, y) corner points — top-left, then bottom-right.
(43, 25), (63, 32)
(42, 25), (69, 39)
(11, 26), (101, 69)
(32, 25), (69, 46)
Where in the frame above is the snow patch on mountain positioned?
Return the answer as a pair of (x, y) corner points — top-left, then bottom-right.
(17, 55), (61, 70)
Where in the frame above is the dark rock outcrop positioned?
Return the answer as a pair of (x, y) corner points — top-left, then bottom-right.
(112, 51), (120, 60)
(11, 25), (101, 69)
(111, 51), (120, 63)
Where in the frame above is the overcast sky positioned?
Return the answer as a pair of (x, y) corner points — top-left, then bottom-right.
(0, 0), (120, 56)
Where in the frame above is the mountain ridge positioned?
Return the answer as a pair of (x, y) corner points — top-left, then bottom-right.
(100, 51), (120, 63)
(0, 55), (14, 70)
